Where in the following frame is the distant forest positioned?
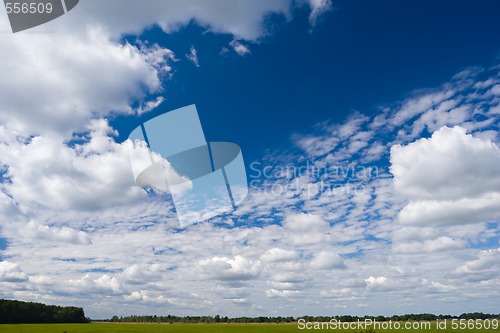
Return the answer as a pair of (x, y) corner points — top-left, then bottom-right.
(109, 312), (500, 324)
(0, 299), (88, 324)
(1, 299), (499, 324)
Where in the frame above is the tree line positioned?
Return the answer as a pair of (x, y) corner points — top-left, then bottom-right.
(1, 298), (498, 324)
(108, 312), (500, 324)
(0, 299), (89, 324)
(109, 314), (296, 323)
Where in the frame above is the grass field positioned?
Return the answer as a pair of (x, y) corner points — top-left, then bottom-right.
(0, 321), (498, 333)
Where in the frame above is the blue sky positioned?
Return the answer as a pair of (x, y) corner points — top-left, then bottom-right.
(0, 0), (499, 320)
(114, 0), (500, 161)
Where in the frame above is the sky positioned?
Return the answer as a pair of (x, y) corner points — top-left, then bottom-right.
(0, 0), (499, 320)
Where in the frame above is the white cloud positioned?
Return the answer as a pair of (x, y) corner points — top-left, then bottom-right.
(320, 287), (356, 299)
(307, 0), (333, 25)
(365, 276), (390, 291)
(122, 264), (161, 284)
(456, 249), (500, 274)
(186, 45), (200, 67)
(0, 122), (146, 211)
(124, 290), (170, 304)
(391, 126), (500, 201)
(199, 255), (261, 281)
(310, 251), (346, 269)
(392, 227), (439, 242)
(265, 289), (300, 297)
(410, 102), (471, 137)
(0, 261), (28, 282)
(94, 275), (122, 293)
(390, 125), (499, 256)
(29, 275), (54, 286)
(293, 134), (339, 158)
(391, 89), (456, 126)
(0, 27), (172, 138)
(391, 126), (500, 226)
(69, 274), (122, 293)
(489, 84), (500, 96)
(52, 0), (292, 41)
(281, 213), (331, 246)
(230, 39), (251, 56)
(137, 96), (165, 115)
(44, 0), (331, 40)
(393, 237), (466, 254)
(260, 248), (298, 262)
(283, 213), (329, 233)
(25, 220), (92, 245)
(338, 113), (370, 139)
(293, 113), (373, 161)
(398, 193), (500, 226)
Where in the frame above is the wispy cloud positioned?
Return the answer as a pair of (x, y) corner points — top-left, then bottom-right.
(186, 45), (200, 67)
(230, 40), (251, 56)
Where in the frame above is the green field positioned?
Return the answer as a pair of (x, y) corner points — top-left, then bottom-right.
(0, 321), (498, 333)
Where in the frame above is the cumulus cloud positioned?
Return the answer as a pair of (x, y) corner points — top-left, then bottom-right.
(124, 290), (170, 304)
(456, 249), (500, 275)
(398, 193), (500, 227)
(391, 126), (500, 226)
(69, 274), (122, 293)
(0, 261), (28, 282)
(122, 264), (161, 284)
(283, 213), (329, 233)
(260, 248), (298, 262)
(0, 27), (172, 138)
(282, 213), (331, 246)
(365, 276), (391, 292)
(0, 122), (146, 211)
(199, 255), (261, 281)
(391, 126), (500, 201)
(310, 251), (346, 269)
(25, 220), (92, 245)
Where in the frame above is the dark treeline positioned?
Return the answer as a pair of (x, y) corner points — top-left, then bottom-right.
(108, 312), (500, 324)
(109, 314), (295, 323)
(0, 299), (89, 324)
